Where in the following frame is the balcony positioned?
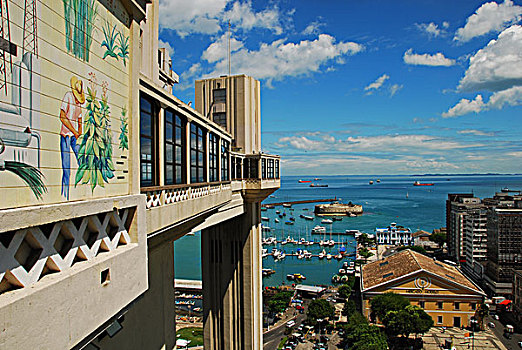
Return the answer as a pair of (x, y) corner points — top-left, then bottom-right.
(141, 182), (232, 235)
(231, 153), (281, 199)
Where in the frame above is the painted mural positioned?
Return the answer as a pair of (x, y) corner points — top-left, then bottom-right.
(63, 0), (98, 62)
(0, 0), (131, 210)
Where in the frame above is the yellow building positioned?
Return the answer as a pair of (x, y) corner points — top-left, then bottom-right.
(361, 250), (485, 328)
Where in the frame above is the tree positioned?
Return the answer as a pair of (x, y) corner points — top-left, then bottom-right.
(474, 303), (489, 330)
(430, 231), (447, 248)
(338, 284), (352, 299)
(341, 313), (388, 350)
(307, 299), (335, 323)
(382, 305), (433, 338)
(266, 290), (293, 314)
(397, 245), (427, 255)
(342, 300), (357, 316)
(369, 292), (410, 322)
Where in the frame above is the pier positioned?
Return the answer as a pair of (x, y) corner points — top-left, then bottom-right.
(262, 198), (337, 207)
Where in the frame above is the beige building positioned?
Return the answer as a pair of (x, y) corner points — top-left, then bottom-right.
(0, 0), (279, 349)
(361, 250), (485, 328)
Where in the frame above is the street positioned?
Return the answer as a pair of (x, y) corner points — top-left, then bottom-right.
(486, 315), (522, 350)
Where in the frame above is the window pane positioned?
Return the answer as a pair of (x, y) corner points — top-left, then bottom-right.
(140, 138), (151, 160)
(166, 165), (174, 185)
(191, 168), (196, 183)
(165, 123), (173, 142)
(141, 97), (151, 114)
(175, 166), (182, 184)
(175, 126), (182, 144)
(191, 150), (197, 166)
(166, 144), (173, 162)
(165, 110), (173, 124)
(198, 152), (204, 166)
(140, 112), (151, 136)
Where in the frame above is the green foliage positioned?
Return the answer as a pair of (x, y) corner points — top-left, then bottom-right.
(176, 327), (203, 347)
(342, 300), (357, 317)
(341, 313), (388, 350)
(4, 161), (47, 199)
(101, 21), (119, 60)
(307, 298), (335, 323)
(370, 292), (410, 322)
(359, 247), (374, 259)
(397, 245), (427, 254)
(358, 233), (375, 247)
(101, 21), (130, 66)
(266, 290), (293, 314)
(277, 337), (288, 350)
(381, 305), (433, 338)
(430, 231), (447, 248)
(119, 106), (129, 150)
(63, 0), (97, 61)
(117, 32), (130, 66)
(338, 284), (352, 299)
(75, 85), (115, 191)
(475, 303), (489, 330)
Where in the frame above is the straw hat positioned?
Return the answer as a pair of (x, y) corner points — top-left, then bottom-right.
(70, 76), (85, 104)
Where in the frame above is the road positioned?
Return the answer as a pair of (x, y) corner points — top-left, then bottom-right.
(263, 313), (306, 350)
(486, 315), (522, 350)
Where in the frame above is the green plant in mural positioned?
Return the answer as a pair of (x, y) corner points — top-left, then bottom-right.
(63, 0), (98, 61)
(117, 32), (129, 66)
(75, 75), (115, 191)
(101, 21), (119, 60)
(119, 106), (129, 150)
(1, 161), (47, 199)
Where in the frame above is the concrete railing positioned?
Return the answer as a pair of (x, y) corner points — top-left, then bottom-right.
(141, 182), (232, 209)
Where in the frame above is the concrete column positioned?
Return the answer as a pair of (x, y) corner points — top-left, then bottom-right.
(202, 201), (262, 350)
(98, 238), (175, 350)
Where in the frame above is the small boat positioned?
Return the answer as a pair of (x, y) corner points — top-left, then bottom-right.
(345, 229), (362, 235)
(326, 253), (332, 260)
(335, 253), (343, 260)
(275, 218), (280, 223)
(332, 217), (342, 221)
(283, 203), (292, 208)
(310, 183), (328, 187)
(369, 180), (374, 185)
(318, 250), (326, 259)
(289, 217), (295, 221)
(341, 275), (349, 283)
(276, 210), (281, 214)
(377, 179), (381, 183)
(338, 268), (346, 275)
(261, 207), (267, 212)
(332, 275), (340, 283)
(312, 226), (326, 234)
(282, 212), (286, 217)
(261, 217), (269, 221)
(329, 239), (335, 246)
(348, 212), (357, 217)
(285, 221), (294, 225)
(413, 181), (434, 186)
(406, 192), (409, 199)
(304, 251), (312, 259)
(262, 268), (275, 277)
(278, 214), (283, 218)
(314, 178), (322, 181)
(321, 219), (333, 224)
(298, 180), (312, 183)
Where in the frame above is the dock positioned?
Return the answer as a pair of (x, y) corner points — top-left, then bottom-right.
(262, 198), (337, 208)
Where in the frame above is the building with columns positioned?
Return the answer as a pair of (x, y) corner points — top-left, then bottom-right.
(0, 0), (279, 349)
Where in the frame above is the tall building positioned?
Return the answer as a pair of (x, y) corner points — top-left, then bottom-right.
(0, 0), (280, 348)
(513, 270), (522, 323)
(484, 200), (522, 296)
(446, 194), (481, 262)
(462, 206), (488, 281)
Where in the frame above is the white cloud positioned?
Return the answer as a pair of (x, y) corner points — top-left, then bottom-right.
(204, 34), (363, 84)
(277, 136), (326, 151)
(443, 86), (522, 117)
(364, 74), (389, 92)
(507, 151), (522, 157)
(416, 22), (442, 37)
(403, 49), (455, 67)
(442, 95), (485, 118)
(459, 25), (522, 92)
(159, 0), (227, 37)
(389, 84), (403, 96)
(303, 20), (325, 35)
(454, 0), (522, 42)
(159, 40), (175, 57)
(225, 1), (283, 35)
(159, 0), (286, 37)
(458, 129), (495, 136)
(443, 21), (450, 29)
(201, 33), (244, 63)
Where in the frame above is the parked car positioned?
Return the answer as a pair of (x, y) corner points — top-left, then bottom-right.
(493, 315), (499, 320)
(488, 322), (495, 328)
(517, 341), (522, 348)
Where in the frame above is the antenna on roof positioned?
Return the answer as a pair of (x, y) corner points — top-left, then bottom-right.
(228, 20), (231, 76)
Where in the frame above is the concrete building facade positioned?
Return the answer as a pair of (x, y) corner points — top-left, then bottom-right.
(0, 0), (279, 349)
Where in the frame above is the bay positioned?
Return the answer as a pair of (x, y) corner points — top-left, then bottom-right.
(174, 174), (522, 286)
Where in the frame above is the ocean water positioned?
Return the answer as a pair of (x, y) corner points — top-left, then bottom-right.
(174, 174), (522, 286)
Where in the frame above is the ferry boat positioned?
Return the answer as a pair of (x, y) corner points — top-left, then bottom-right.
(413, 181), (434, 186)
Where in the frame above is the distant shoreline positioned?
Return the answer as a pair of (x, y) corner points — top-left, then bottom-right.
(282, 173), (522, 177)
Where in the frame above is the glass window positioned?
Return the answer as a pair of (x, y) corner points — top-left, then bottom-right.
(454, 302), (460, 310)
(221, 140), (229, 181)
(262, 158), (267, 179)
(275, 160), (279, 179)
(268, 159), (274, 179)
(213, 112), (227, 128)
(190, 123), (206, 183)
(419, 301), (425, 309)
(209, 133), (219, 182)
(437, 316), (443, 324)
(164, 110), (184, 185)
(213, 88), (226, 103)
(437, 302), (443, 309)
(140, 95), (157, 187)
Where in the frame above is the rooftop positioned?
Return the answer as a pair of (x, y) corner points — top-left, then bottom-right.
(361, 249), (483, 294)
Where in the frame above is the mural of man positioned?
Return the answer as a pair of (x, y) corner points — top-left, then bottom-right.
(60, 76), (85, 199)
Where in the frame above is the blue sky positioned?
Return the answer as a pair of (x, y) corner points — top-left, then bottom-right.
(158, 0), (522, 175)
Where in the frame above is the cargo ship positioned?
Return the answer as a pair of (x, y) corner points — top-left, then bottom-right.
(413, 181), (434, 186)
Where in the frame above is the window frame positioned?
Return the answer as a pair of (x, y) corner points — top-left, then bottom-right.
(221, 140), (230, 181)
(208, 133), (219, 182)
(190, 123), (206, 183)
(140, 94), (158, 187)
(164, 109), (185, 185)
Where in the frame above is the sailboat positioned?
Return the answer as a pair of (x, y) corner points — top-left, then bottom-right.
(318, 249), (326, 259)
(406, 192), (409, 199)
